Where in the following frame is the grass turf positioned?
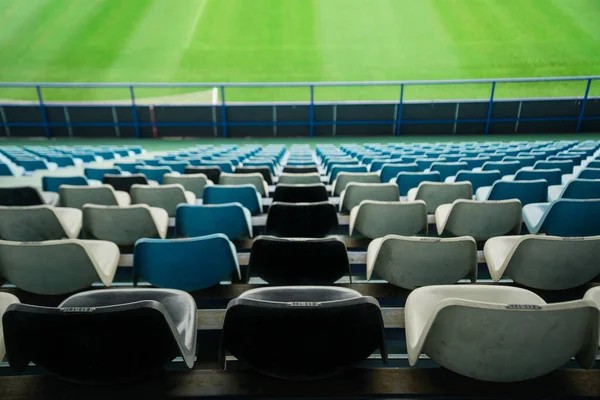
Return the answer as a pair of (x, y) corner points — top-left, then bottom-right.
(0, 0), (599, 102)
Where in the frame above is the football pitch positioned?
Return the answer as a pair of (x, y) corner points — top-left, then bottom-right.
(0, 0), (599, 102)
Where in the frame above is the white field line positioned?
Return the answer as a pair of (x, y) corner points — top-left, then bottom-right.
(212, 87), (219, 105)
(185, 0), (208, 48)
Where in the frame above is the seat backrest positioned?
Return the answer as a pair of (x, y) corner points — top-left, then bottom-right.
(534, 160), (574, 174)
(514, 168), (562, 186)
(454, 170), (501, 192)
(487, 180), (548, 206)
(482, 161), (521, 176)
(135, 166), (172, 184)
(379, 163), (419, 183)
(458, 157), (489, 170)
(0, 187), (45, 206)
(0, 164), (14, 176)
(415, 182), (473, 214)
(330, 165), (368, 183)
(158, 162), (188, 174)
(560, 179), (600, 200)
(59, 185), (118, 209)
(282, 166), (319, 174)
(352, 201), (427, 238)
(333, 173), (380, 196)
(102, 174), (148, 193)
(430, 162), (468, 181)
(113, 162), (145, 174)
(219, 173), (267, 196)
(175, 204), (250, 240)
(235, 167), (273, 185)
(249, 236), (350, 285)
(203, 185), (261, 214)
(130, 184), (187, 217)
(395, 172), (441, 196)
(82, 205), (161, 246)
(164, 173), (209, 198)
(341, 183), (399, 212)
(266, 202), (338, 237)
(84, 167), (121, 181)
(540, 199), (600, 236)
(184, 166), (221, 183)
(0, 206), (67, 241)
(42, 176), (88, 193)
(445, 200), (522, 240)
(277, 173), (321, 185)
(578, 168), (600, 180)
(273, 184), (329, 203)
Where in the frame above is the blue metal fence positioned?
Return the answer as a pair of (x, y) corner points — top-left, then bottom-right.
(0, 76), (598, 139)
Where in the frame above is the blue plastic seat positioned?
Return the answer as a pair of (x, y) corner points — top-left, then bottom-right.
(417, 158), (446, 172)
(453, 170), (501, 192)
(577, 168), (600, 180)
(133, 234), (240, 291)
(325, 160), (359, 175)
(533, 160), (574, 175)
(72, 153), (96, 163)
(395, 172), (441, 196)
(17, 159), (48, 172)
(548, 179), (600, 202)
(550, 154), (583, 165)
(0, 163), (14, 176)
(203, 184), (262, 214)
(459, 157), (489, 170)
(370, 160), (406, 172)
(143, 159), (163, 167)
(114, 162), (145, 174)
(135, 166), (172, 184)
(84, 167), (122, 181)
(512, 168), (562, 186)
(243, 161), (276, 175)
(47, 155), (76, 168)
(476, 180), (548, 206)
(42, 176), (89, 193)
(503, 156), (536, 168)
(380, 163), (419, 183)
(159, 161), (189, 174)
(523, 199), (600, 236)
(329, 165), (368, 183)
(430, 162), (468, 181)
(587, 160), (600, 169)
(94, 151), (115, 160)
(176, 203), (252, 239)
(481, 161), (521, 176)
(202, 161), (234, 173)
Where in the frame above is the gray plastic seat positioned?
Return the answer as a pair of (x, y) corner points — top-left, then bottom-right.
(0, 239), (119, 295)
(59, 185), (130, 209)
(349, 200), (428, 238)
(340, 183), (399, 212)
(130, 184), (195, 217)
(219, 172), (269, 197)
(406, 182), (473, 214)
(0, 292), (20, 362)
(367, 235), (477, 288)
(405, 285), (599, 382)
(82, 204), (168, 246)
(332, 172), (380, 196)
(0, 205), (82, 241)
(164, 173), (212, 198)
(278, 173), (321, 185)
(2, 288), (196, 383)
(583, 286), (600, 347)
(435, 199), (522, 240)
(485, 235), (600, 290)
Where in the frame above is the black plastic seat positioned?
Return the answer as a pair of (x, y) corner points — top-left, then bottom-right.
(3, 288), (197, 384)
(249, 236), (350, 284)
(235, 166), (273, 185)
(272, 184), (329, 203)
(103, 174), (149, 193)
(266, 201), (339, 237)
(0, 186), (46, 206)
(185, 166), (221, 183)
(283, 166), (319, 174)
(221, 286), (386, 380)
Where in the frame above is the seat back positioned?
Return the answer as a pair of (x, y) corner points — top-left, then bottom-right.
(333, 173), (380, 196)
(42, 176), (88, 193)
(59, 185), (118, 209)
(113, 162), (145, 174)
(0, 206), (68, 241)
(352, 201), (427, 238)
(135, 166), (172, 184)
(272, 184), (329, 203)
(430, 162), (468, 181)
(578, 168), (600, 180)
(130, 184), (188, 217)
(176, 204), (250, 239)
(84, 167), (121, 181)
(0, 187), (45, 206)
(329, 165), (368, 183)
(185, 166), (221, 183)
(282, 166), (319, 174)
(514, 168), (562, 186)
(102, 174), (148, 193)
(534, 160), (574, 175)
(203, 185), (261, 214)
(454, 170), (501, 192)
(560, 179), (600, 200)
(164, 173), (210, 198)
(487, 180), (548, 206)
(341, 183), (399, 212)
(414, 182), (473, 214)
(482, 161), (521, 176)
(0, 164), (14, 176)
(395, 172), (441, 196)
(235, 167), (273, 185)
(278, 173), (321, 185)
(266, 202), (338, 237)
(444, 200), (522, 240)
(379, 163), (419, 183)
(540, 199), (600, 236)
(219, 173), (267, 196)
(82, 205), (161, 246)
(249, 237), (350, 284)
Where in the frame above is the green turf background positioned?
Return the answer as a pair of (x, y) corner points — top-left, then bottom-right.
(0, 0), (599, 101)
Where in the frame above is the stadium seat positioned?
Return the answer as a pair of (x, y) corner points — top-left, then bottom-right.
(406, 182), (472, 214)
(266, 202), (338, 237)
(562, 168), (600, 184)
(185, 166), (221, 183)
(448, 170), (502, 192)
(248, 236), (350, 284)
(475, 180), (548, 206)
(533, 160), (574, 175)
(394, 172), (441, 196)
(235, 166), (273, 185)
(277, 172), (321, 185)
(506, 168), (563, 186)
(379, 163), (418, 183)
(158, 161), (189, 174)
(0, 186), (58, 206)
(458, 157), (489, 170)
(0, 205), (81, 241)
(84, 167), (121, 182)
(102, 174), (149, 193)
(504, 155), (536, 168)
(435, 199), (522, 240)
(3, 289), (197, 383)
(429, 162), (468, 181)
(135, 166), (172, 184)
(405, 285), (598, 382)
(17, 159), (50, 172)
(133, 234), (239, 291)
(332, 172), (380, 196)
(203, 185), (262, 214)
(547, 179), (600, 202)
(477, 161), (521, 176)
(221, 286), (385, 379)
(82, 204), (168, 246)
(113, 162), (145, 174)
(349, 200), (427, 238)
(163, 173), (212, 198)
(202, 160), (234, 173)
(59, 185), (130, 208)
(272, 184), (329, 203)
(329, 165), (368, 183)
(339, 183), (399, 212)
(367, 236), (477, 288)
(0, 239), (119, 295)
(219, 173), (269, 197)
(47, 155), (76, 168)
(0, 163), (15, 176)
(42, 176), (89, 192)
(485, 235), (600, 290)
(0, 293), (19, 362)
(282, 166), (319, 174)
(175, 203), (252, 239)
(130, 184), (195, 217)
(522, 199), (600, 236)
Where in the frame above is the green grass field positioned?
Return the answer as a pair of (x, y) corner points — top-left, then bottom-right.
(0, 0), (599, 102)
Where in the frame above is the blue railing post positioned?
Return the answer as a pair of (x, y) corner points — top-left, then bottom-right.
(395, 84), (404, 136)
(309, 85), (315, 138)
(576, 78), (592, 133)
(484, 81), (496, 135)
(220, 85), (228, 138)
(129, 86), (140, 139)
(36, 86), (51, 138)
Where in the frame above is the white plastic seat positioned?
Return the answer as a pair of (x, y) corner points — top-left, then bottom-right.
(405, 285), (599, 382)
(349, 200), (427, 238)
(130, 184), (195, 217)
(406, 182), (472, 214)
(332, 172), (380, 196)
(219, 172), (269, 197)
(0, 292), (20, 361)
(0, 205), (82, 241)
(339, 182), (399, 212)
(435, 199), (522, 240)
(0, 239), (120, 295)
(163, 173), (213, 198)
(367, 236), (477, 288)
(59, 184), (130, 208)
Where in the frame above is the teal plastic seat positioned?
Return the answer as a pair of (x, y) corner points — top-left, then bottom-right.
(42, 176), (89, 193)
(395, 172), (441, 196)
(202, 160), (234, 173)
(481, 161), (521, 176)
(159, 161), (189, 174)
(203, 184), (262, 214)
(533, 160), (574, 175)
(476, 180), (548, 206)
(547, 179), (600, 202)
(47, 155), (76, 167)
(135, 166), (172, 184)
(511, 168), (562, 186)
(84, 167), (121, 182)
(452, 170), (501, 192)
(523, 199), (600, 236)
(0, 164), (14, 176)
(133, 234), (240, 291)
(577, 168), (600, 180)
(329, 165), (368, 183)
(114, 162), (145, 174)
(430, 162), (468, 181)
(176, 203), (252, 239)
(380, 163), (418, 183)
